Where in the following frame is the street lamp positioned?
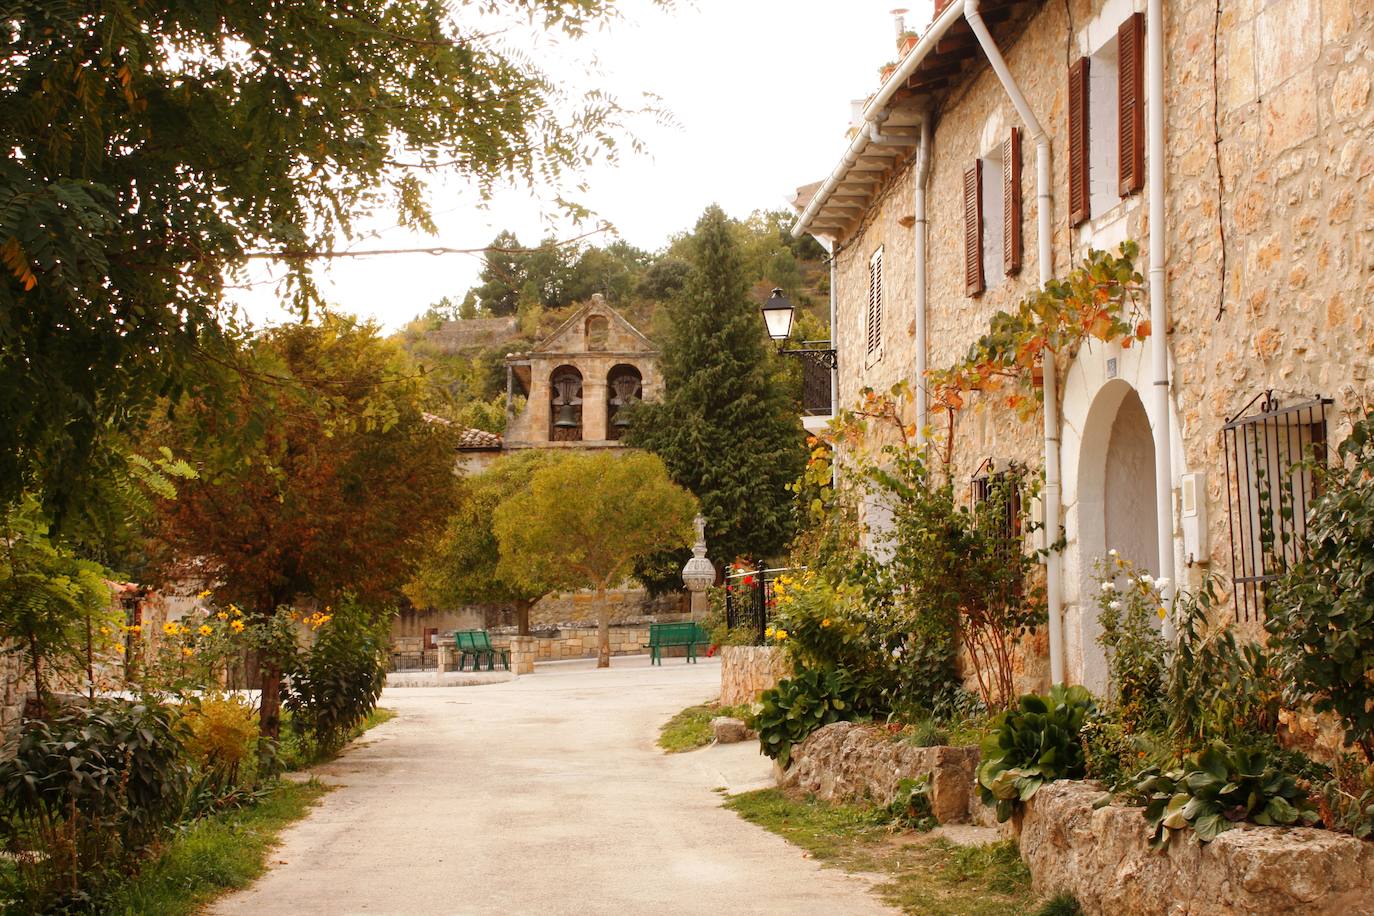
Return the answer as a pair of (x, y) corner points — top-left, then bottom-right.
(759, 288), (837, 370)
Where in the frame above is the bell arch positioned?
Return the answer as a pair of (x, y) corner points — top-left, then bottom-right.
(606, 364), (643, 440)
(549, 365), (583, 441)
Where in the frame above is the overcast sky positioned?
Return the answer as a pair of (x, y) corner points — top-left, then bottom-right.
(229, 0), (935, 332)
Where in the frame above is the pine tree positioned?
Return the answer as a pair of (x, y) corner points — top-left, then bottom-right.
(475, 231), (527, 316)
(626, 205), (806, 568)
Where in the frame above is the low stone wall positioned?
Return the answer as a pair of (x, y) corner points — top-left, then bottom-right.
(781, 721), (979, 825)
(436, 623), (696, 670)
(719, 645), (791, 706)
(1019, 780), (1374, 916)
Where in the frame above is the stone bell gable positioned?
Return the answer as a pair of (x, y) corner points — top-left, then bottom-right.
(503, 295), (661, 448)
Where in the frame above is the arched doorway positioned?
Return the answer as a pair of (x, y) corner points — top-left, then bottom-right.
(1072, 379), (1158, 693)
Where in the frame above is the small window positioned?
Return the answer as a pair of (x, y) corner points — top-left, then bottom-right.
(866, 248), (883, 363)
(1222, 391), (1331, 621)
(971, 459), (1024, 549)
(981, 153), (1005, 289)
(1068, 13), (1144, 225)
(585, 315), (609, 350)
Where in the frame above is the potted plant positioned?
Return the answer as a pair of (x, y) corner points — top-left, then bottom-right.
(898, 30), (919, 56)
(879, 61), (898, 83)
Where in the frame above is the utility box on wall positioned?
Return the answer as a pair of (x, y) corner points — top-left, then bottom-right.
(1180, 472), (1207, 567)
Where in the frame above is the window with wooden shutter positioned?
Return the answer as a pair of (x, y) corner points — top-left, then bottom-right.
(1117, 12), (1145, 197)
(1002, 128), (1022, 276)
(1068, 56), (1090, 226)
(866, 247), (883, 361)
(963, 162), (984, 297)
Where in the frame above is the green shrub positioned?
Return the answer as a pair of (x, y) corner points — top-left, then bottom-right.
(756, 667), (864, 769)
(0, 700), (189, 910)
(978, 685), (1095, 822)
(1122, 742), (1317, 849)
(905, 717), (951, 748)
(1266, 410), (1374, 759)
(888, 775), (936, 830)
(1314, 754), (1374, 839)
(1167, 579), (1279, 749)
(285, 597), (390, 755)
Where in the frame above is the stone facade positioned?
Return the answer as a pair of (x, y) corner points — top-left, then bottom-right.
(504, 296), (660, 449)
(1, 647), (26, 746)
(810, 0), (1374, 690)
(1019, 780), (1374, 915)
(719, 645), (792, 706)
(781, 721), (980, 824)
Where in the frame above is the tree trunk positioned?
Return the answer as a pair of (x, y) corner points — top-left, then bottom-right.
(596, 587), (610, 668)
(28, 632), (44, 714)
(258, 659), (283, 763)
(516, 598), (531, 637)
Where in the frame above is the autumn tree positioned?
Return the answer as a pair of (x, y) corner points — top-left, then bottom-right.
(494, 452), (696, 667)
(406, 451), (561, 635)
(626, 205), (807, 568)
(2, 0), (651, 528)
(151, 315), (459, 739)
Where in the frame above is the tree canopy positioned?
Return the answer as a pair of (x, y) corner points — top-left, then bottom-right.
(494, 451), (695, 666)
(405, 451), (561, 634)
(625, 205), (807, 568)
(1, 0), (647, 525)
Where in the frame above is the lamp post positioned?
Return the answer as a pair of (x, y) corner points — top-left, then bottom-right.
(760, 288), (837, 370)
(680, 515), (715, 620)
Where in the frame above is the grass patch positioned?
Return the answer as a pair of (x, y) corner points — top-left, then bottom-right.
(658, 702), (751, 753)
(725, 788), (1042, 916)
(100, 779), (329, 915)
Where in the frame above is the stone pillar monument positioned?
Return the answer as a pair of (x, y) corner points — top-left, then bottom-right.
(509, 635), (536, 675)
(680, 514), (715, 620)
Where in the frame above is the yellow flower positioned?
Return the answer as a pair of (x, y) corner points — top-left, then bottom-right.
(198, 624), (213, 637)
(124, 623), (141, 635)
(230, 619), (245, 633)
(821, 618), (831, 628)
(162, 621), (179, 636)
(765, 627), (775, 638)
(776, 629), (788, 640)
(114, 643), (126, 654)
(216, 611), (228, 620)
(230, 604), (242, 616)
(198, 589), (212, 599)
(182, 647), (194, 657)
(99, 626), (111, 636)
(1157, 606), (1168, 619)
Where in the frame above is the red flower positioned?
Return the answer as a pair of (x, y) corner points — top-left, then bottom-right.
(743, 576), (756, 586)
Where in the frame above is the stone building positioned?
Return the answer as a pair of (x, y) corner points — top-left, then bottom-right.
(503, 295), (660, 448)
(792, 0), (1373, 692)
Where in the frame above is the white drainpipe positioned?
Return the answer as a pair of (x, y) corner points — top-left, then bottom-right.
(824, 238), (839, 414)
(1147, 0), (1175, 636)
(913, 116), (933, 450)
(964, 0), (1064, 684)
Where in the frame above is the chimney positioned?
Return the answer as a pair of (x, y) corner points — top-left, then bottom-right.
(891, 8), (909, 39)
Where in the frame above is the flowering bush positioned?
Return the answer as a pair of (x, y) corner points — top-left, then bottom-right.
(1093, 552), (1167, 731)
(284, 596), (390, 754)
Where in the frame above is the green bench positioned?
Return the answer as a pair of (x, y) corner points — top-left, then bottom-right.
(648, 622), (710, 665)
(454, 629), (510, 671)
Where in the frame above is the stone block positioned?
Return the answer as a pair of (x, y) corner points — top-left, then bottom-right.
(719, 645), (792, 706)
(1255, 0), (1321, 96)
(1262, 73), (1319, 155)
(710, 717), (749, 744)
(1018, 781), (1374, 915)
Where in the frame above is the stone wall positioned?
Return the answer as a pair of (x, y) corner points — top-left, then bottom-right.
(1019, 780), (1374, 915)
(826, 0), (1374, 689)
(781, 721), (980, 825)
(1, 646), (26, 747)
(719, 645), (791, 706)
(435, 621), (696, 669)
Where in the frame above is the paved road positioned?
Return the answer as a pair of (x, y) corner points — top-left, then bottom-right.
(211, 655), (892, 916)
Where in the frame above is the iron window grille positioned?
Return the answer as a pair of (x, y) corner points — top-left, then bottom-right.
(724, 565), (805, 645)
(1222, 390), (1332, 622)
(971, 458), (1024, 547)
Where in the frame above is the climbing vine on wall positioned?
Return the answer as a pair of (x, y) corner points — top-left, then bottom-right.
(928, 242), (1149, 421)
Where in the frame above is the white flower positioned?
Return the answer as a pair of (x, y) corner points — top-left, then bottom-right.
(1140, 572), (1154, 584)
(1108, 548), (1120, 558)
(1154, 577), (1170, 591)
(1100, 581), (1116, 593)
(891, 647), (903, 658)
(1109, 600), (1122, 610)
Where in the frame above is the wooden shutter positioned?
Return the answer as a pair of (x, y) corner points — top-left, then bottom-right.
(963, 162), (984, 297)
(867, 248), (883, 358)
(1068, 56), (1090, 226)
(1118, 13), (1145, 197)
(1002, 128), (1022, 276)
